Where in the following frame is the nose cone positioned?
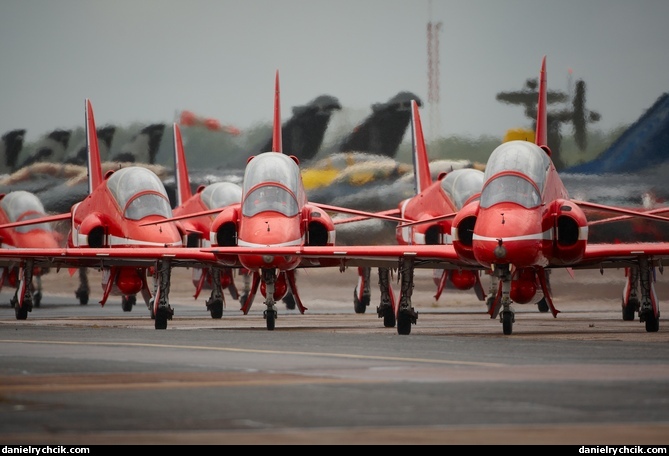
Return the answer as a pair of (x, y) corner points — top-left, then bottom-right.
(136, 220), (182, 246)
(472, 205), (546, 268)
(237, 215), (302, 271)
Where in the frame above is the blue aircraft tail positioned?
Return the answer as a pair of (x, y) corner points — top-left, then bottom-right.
(564, 93), (669, 174)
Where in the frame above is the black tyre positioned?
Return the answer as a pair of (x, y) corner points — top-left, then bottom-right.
(536, 297), (549, 313)
(383, 308), (396, 328)
(76, 289), (89, 305)
(154, 308), (169, 330)
(15, 305), (28, 320)
(122, 295), (136, 312)
(209, 300), (223, 319)
(33, 291), (42, 308)
(353, 289), (369, 314)
(502, 311), (513, 335)
(645, 313), (659, 333)
(283, 292), (296, 310)
(397, 312), (412, 335)
(266, 311), (276, 331)
(622, 297), (638, 321)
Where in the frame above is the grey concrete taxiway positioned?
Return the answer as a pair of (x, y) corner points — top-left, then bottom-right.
(1, 267), (668, 445)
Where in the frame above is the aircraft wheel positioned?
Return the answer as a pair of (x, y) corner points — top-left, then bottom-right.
(622, 297), (638, 321)
(10, 295), (17, 308)
(397, 312), (412, 335)
(283, 292), (296, 310)
(502, 311), (514, 335)
(383, 308), (396, 328)
(154, 309), (169, 330)
(15, 305), (28, 320)
(536, 297), (549, 313)
(32, 291), (42, 308)
(76, 289), (89, 305)
(239, 292), (249, 307)
(265, 310), (276, 331)
(645, 313), (659, 333)
(121, 295), (136, 312)
(353, 290), (369, 314)
(209, 300), (223, 319)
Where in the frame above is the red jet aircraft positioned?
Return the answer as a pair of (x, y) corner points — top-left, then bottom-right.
(0, 99), (185, 329)
(6, 61), (666, 336)
(145, 71), (408, 330)
(210, 57), (669, 336)
(0, 190), (61, 318)
(347, 99), (487, 327)
(170, 122), (243, 318)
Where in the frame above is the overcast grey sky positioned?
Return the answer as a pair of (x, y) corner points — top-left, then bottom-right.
(1, 0), (668, 143)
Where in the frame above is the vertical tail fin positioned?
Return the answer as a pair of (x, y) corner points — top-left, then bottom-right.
(535, 56), (548, 149)
(173, 123), (192, 207)
(85, 99), (103, 194)
(272, 70), (282, 153)
(410, 100), (432, 194)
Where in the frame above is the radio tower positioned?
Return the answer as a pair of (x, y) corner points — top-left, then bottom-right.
(427, 2), (442, 140)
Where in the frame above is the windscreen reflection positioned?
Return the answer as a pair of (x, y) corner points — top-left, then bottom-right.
(200, 182), (242, 210)
(480, 175), (541, 209)
(107, 168), (173, 220)
(0, 191), (54, 233)
(440, 169), (484, 209)
(243, 184), (298, 217)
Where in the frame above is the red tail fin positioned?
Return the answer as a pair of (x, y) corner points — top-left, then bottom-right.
(173, 123), (192, 207)
(272, 70), (282, 153)
(85, 99), (103, 194)
(410, 100), (432, 193)
(535, 56), (548, 149)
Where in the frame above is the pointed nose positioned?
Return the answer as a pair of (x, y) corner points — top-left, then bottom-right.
(472, 206), (546, 268)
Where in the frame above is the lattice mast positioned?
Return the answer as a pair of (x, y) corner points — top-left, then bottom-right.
(427, 1), (442, 141)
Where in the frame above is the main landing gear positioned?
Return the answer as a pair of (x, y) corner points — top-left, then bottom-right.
(150, 261), (173, 330)
(12, 261), (35, 321)
(488, 264), (515, 335)
(354, 266), (397, 328)
(262, 268), (278, 331)
(622, 261), (660, 333)
(395, 259), (418, 335)
(75, 267), (90, 305)
(205, 268), (225, 319)
(353, 267), (371, 314)
(376, 267), (396, 328)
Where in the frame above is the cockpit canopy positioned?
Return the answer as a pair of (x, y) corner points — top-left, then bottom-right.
(107, 167), (173, 220)
(483, 140), (550, 191)
(0, 191), (53, 233)
(480, 141), (549, 209)
(241, 152), (306, 217)
(200, 182), (242, 210)
(440, 168), (484, 210)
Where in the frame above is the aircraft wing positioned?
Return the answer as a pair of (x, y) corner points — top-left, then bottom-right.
(0, 243), (471, 276)
(573, 243), (669, 270)
(205, 244), (472, 270)
(0, 247), (220, 270)
(202, 241), (669, 273)
(0, 212), (72, 229)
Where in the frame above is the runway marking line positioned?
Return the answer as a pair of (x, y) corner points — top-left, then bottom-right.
(0, 338), (504, 367)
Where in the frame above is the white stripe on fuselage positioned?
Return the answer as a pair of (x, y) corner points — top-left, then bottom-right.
(472, 228), (552, 243)
(237, 236), (304, 248)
